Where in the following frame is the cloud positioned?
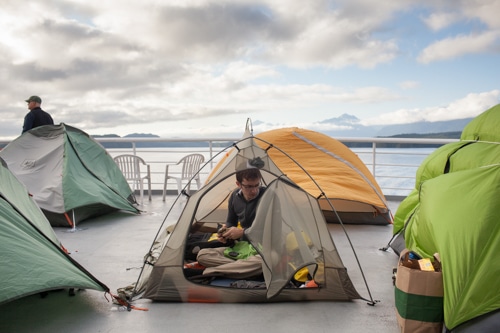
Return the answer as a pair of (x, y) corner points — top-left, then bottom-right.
(421, 0), (500, 31)
(418, 0), (500, 63)
(418, 30), (500, 63)
(422, 12), (462, 31)
(0, 1), (498, 140)
(461, 0), (500, 29)
(360, 90), (500, 126)
(399, 81), (419, 90)
(2, 1), (406, 68)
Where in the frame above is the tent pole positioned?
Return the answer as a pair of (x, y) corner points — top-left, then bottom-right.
(72, 210), (76, 232)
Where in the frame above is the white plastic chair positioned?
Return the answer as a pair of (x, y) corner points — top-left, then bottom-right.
(163, 153), (205, 201)
(113, 154), (152, 204)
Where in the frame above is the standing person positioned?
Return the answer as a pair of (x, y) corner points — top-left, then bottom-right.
(22, 95), (54, 133)
(195, 167), (266, 279)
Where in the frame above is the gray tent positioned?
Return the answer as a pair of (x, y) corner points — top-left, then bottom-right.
(123, 123), (373, 303)
(0, 124), (139, 227)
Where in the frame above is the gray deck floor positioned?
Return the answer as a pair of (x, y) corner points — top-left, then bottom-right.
(0, 195), (401, 333)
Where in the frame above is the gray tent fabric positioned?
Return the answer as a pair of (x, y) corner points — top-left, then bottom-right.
(0, 157), (109, 304)
(124, 124), (370, 303)
(0, 123), (139, 227)
(247, 178), (360, 300)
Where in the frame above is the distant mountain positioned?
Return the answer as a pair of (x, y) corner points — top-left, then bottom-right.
(320, 113), (361, 126)
(123, 133), (160, 138)
(92, 134), (132, 148)
(92, 133), (232, 148)
(375, 118), (472, 137)
(319, 113), (380, 137)
(91, 115), (472, 148)
(384, 132), (462, 139)
(319, 114), (473, 138)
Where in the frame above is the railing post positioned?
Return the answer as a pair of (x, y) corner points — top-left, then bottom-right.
(208, 140), (214, 169)
(372, 142), (376, 177)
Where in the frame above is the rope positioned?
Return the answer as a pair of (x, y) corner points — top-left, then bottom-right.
(105, 292), (149, 312)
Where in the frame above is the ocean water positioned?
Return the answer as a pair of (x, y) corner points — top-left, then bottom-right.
(353, 148), (435, 196)
(108, 147), (436, 197)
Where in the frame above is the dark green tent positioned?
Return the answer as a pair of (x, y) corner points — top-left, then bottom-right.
(0, 158), (109, 304)
(0, 124), (139, 227)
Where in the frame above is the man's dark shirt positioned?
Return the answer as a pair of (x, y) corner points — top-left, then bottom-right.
(225, 186), (266, 229)
(22, 107), (54, 133)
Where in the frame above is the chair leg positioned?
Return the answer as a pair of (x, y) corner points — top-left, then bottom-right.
(139, 180), (144, 205)
(162, 181), (167, 201)
(176, 179), (182, 196)
(147, 178), (152, 201)
(133, 180), (139, 203)
(163, 166), (169, 202)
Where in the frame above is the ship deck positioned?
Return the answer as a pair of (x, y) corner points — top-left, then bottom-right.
(0, 194), (402, 333)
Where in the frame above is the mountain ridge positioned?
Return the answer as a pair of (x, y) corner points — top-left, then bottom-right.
(92, 115), (467, 149)
(93, 115), (472, 141)
(318, 114), (472, 137)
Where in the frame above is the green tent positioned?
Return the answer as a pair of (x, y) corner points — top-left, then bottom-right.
(0, 158), (109, 304)
(0, 124), (139, 227)
(393, 104), (500, 234)
(405, 165), (499, 330)
(391, 104), (500, 330)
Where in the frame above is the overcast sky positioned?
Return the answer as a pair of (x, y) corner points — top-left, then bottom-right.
(1, 0), (499, 140)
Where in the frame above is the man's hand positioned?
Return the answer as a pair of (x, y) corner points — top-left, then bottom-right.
(222, 227), (244, 240)
(217, 226), (228, 243)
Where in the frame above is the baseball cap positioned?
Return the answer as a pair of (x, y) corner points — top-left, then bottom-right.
(25, 95), (42, 103)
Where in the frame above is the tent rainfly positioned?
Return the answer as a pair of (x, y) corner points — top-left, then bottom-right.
(388, 104), (500, 331)
(255, 127), (392, 225)
(0, 157), (109, 304)
(0, 124), (139, 227)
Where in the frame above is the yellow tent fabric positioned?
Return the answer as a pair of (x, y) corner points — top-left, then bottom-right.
(255, 128), (391, 224)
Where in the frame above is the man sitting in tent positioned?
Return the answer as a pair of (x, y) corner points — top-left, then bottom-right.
(194, 168), (266, 279)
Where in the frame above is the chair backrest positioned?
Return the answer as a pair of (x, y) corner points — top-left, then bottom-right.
(178, 153), (205, 180)
(113, 154), (146, 180)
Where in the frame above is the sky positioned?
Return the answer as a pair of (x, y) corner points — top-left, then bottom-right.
(1, 0), (499, 140)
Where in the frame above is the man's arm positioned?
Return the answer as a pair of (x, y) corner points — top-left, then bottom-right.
(225, 190), (239, 227)
(222, 190), (246, 241)
(22, 113), (34, 133)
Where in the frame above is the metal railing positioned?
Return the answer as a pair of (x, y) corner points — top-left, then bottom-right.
(335, 137), (457, 197)
(0, 136), (459, 198)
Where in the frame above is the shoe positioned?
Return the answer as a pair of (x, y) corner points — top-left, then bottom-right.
(184, 262), (205, 269)
(184, 267), (206, 278)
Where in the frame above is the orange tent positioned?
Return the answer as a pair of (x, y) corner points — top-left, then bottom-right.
(255, 128), (391, 224)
